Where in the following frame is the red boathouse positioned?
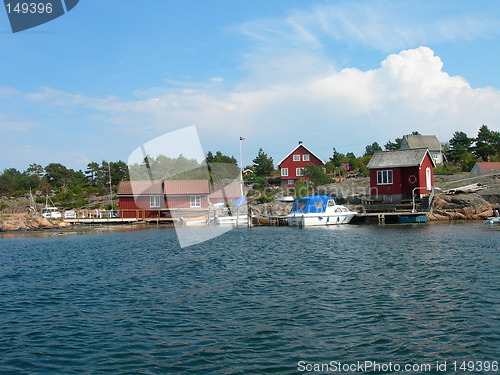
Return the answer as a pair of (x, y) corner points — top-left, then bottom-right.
(366, 149), (435, 203)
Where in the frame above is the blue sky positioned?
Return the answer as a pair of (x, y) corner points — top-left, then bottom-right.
(1, 0), (499, 171)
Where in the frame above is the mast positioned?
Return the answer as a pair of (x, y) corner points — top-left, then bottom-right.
(108, 162), (113, 210)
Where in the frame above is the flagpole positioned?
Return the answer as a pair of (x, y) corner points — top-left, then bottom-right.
(239, 138), (243, 172)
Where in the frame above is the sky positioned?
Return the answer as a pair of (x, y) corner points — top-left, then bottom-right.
(1, 0), (499, 171)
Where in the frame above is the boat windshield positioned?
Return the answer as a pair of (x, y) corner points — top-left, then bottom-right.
(327, 200), (336, 206)
(314, 201), (323, 209)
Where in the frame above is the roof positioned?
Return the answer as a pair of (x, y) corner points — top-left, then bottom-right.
(164, 180), (210, 195)
(278, 143), (325, 166)
(472, 162), (500, 173)
(209, 182), (243, 199)
(402, 135), (441, 151)
(117, 180), (163, 195)
(367, 149), (435, 169)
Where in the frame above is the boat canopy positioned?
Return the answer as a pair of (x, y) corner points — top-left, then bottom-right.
(289, 195), (335, 214)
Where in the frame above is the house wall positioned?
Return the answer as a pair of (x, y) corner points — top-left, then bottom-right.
(279, 145), (324, 186)
(369, 153), (435, 200)
(165, 195), (209, 209)
(118, 196), (162, 218)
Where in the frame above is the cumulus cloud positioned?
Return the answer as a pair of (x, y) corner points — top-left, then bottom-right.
(6, 46), (500, 165)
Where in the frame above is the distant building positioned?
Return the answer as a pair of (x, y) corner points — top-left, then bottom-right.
(367, 149), (435, 203)
(278, 142), (325, 187)
(470, 161), (500, 174)
(400, 134), (443, 165)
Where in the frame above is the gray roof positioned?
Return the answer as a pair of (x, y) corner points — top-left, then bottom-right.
(367, 149), (433, 169)
(402, 135), (441, 151)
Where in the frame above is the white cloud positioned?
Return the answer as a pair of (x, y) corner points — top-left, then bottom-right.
(7, 46), (500, 166)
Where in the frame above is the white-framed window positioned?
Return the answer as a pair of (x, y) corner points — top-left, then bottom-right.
(190, 196), (201, 208)
(302, 154), (310, 161)
(296, 167), (304, 176)
(293, 154), (300, 161)
(281, 168), (288, 177)
(288, 179), (294, 185)
(150, 196), (161, 208)
(376, 170), (393, 185)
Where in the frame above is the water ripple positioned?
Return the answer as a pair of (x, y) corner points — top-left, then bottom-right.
(0, 224), (498, 373)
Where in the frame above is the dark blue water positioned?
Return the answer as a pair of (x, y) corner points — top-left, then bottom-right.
(0, 224), (498, 374)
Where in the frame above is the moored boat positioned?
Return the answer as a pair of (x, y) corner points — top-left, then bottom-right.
(398, 215), (428, 224)
(287, 195), (356, 227)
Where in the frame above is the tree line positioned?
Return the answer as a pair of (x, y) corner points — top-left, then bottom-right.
(1, 125), (498, 197)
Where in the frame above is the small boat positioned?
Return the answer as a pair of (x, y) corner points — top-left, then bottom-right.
(287, 195), (356, 227)
(485, 216), (500, 224)
(275, 196), (294, 202)
(398, 215), (428, 224)
(41, 195), (61, 219)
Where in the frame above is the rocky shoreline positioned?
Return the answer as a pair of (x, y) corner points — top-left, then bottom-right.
(0, 193), (496, 233)
(0, 214), (72, 232)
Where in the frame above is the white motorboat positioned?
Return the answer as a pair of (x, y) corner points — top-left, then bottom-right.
(287, 195), (356, 227)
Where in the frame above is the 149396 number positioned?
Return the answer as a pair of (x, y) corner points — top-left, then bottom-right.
(6, 2), (53, 14)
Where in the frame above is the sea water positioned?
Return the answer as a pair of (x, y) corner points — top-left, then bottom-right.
(0, 223), (498, 374)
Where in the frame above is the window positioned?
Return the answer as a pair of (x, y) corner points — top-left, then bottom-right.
(288, 180), (294, 185)
(296, 167), (304, 176)
(376, 170), (393, 185)
(150, 196), (161, 208)
(281, 168), (288, 177)
(293, 154), (300, 161)
(190, 196), (201, 208)
(302, 154), (310, 161)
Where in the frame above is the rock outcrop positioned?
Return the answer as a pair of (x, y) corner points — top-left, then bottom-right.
(0, 214), (71, 231)
(429, 194), (493, 221)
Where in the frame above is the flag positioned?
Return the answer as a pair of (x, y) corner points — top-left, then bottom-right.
(239, 137), (246, 141)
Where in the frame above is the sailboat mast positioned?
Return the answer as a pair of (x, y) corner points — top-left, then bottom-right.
(108, 162), (113, 210)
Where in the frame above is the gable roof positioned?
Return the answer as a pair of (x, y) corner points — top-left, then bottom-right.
(402, 135), (441, 151)
(117, 180), (163, 195)
(209, 182), (243, 199)
(472, 162), (500, 173)
(367, 149), (435, 169)
(278, 143), (325, 166)
(164, 180), (210, 195)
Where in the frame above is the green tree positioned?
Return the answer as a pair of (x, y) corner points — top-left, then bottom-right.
(364, 142), (382, 156)
(85, 162), (100, 185)
(303, 164), (332, 186)
(384, 137), (403, 150)
(206, 151), (238, 165)
(447, 131), (473, 162)
(252, 148), (274, 177)
(0, 168), (22, 194)
(293, 179), (309, 199)
(329, 148), (345, 167)
(44, 163), (74, 188)
(473, 125), (500, 160)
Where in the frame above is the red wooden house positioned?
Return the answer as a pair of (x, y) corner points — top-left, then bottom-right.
(366, 149), (435, 202)
(117, 180), (165, 219)
(278, 142), (325, 187)
(117, 179), (210, 218)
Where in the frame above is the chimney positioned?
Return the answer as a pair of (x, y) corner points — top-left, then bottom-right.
(487, 156), (491, 162)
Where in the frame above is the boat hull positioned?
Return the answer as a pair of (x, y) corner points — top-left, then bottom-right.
(287, 212), (355, 227)
(398, 215), (428, 224)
